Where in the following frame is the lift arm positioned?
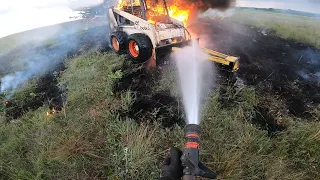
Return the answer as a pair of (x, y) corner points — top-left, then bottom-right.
(172, 47), (239, 72)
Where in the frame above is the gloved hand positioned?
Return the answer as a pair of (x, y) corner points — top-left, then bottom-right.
(160, 147), (183, 180)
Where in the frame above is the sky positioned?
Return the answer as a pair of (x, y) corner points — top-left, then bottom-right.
(0, 0), (319, 38)
(0, 0), (103, 38)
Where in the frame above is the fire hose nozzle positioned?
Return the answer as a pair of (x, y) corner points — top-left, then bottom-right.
(181, 124), (216, 179)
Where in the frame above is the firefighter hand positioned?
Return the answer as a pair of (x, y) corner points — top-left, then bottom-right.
(160, 147), (183, 180)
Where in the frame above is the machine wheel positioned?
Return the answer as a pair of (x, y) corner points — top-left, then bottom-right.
(110, 31), (127, 54)
(127, 33), (153, 63)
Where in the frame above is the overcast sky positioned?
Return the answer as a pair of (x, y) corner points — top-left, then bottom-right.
(0, 0), (319, 38)
(0, 0), (77, 38)
(0, 0), (104, 38)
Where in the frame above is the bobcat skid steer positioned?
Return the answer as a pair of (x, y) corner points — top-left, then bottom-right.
(107, 0), (239, 71)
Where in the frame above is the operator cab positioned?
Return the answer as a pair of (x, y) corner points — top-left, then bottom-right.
(118, 0), (172, 24)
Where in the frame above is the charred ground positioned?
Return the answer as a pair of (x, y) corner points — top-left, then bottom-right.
(2, 19), (320, 130)
(0, 25), (109, 120)
(189, 19), (320, 132)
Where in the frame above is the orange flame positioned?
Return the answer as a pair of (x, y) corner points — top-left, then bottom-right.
(117, 0), (192, 26)
(46, 107), (61, 116)
(168, 6), (190, 25)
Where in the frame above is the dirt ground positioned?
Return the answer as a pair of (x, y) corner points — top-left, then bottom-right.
(189, 19), (320, 119)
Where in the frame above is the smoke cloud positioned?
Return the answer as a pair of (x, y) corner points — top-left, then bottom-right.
(199, 8), (235, 18)
(149, 0), (237, 13)
(1, 56), (52, 92)
(0, 23), (109, 94)
(190, 0), (237, 11)
(0, 33), (77, 93)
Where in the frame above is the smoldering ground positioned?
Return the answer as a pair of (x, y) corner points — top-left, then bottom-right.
(0, 23), (109, 94)
(189, 19), (320, 120)
(0, 24), (110, 119)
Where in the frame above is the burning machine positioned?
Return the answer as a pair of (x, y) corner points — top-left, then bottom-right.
(108, 0), (239, 71)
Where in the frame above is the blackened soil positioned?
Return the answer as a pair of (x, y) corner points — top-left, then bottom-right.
(190, 19), (320, 118)
(252, 106), (286, 136)
(5, 72), (62, 120)
(130, 92), (182, 127)
(2, 26), (110, 120)
(188, 19), (320, 133)
(113, 62), (184, 128)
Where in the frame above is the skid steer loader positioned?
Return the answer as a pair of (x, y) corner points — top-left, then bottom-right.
(107, 0), (239, 71)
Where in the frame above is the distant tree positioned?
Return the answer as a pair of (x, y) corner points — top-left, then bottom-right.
(78, 5), (105, 19)
(69, 0), (109, 20)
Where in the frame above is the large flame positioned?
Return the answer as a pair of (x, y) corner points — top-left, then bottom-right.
(117, 0), (192, 26)
(168, 6), (190, 24)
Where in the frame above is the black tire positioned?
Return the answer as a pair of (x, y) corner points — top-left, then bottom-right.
(110, 31), (127, 54)
(127, 33), (153, 63)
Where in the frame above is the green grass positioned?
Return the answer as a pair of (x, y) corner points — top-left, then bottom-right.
(1, 8), (320, 179)
(0, 51), (177, 179)
(1, 50), (319, 179)
(227, 9), (320, 48)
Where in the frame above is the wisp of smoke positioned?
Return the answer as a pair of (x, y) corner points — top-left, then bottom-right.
(1, 55), (52, 93)
(0, 30), (80, 94)
(174, 40), (214, 124)
(199, 8), (235, 18)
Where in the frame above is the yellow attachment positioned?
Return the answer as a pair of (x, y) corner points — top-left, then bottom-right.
(172, 47), (239, 72)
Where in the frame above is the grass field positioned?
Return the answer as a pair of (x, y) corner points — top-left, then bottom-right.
(226, 9), (320, 48)
(1, 50), (319, 179)
(0, 8), (320, 179)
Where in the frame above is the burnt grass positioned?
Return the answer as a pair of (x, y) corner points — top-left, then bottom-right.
(189, 19), (320, 132)
(112, 61), (184, 128)
(1, 26), (110, 120)
(2, 20), (320, 133)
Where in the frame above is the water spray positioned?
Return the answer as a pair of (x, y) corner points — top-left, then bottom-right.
(174, 40), (216, 179)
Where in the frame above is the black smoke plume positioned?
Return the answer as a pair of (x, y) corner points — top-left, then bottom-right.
(189, 0), (236, 11)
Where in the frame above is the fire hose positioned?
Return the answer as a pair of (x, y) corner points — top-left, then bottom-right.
(181, 124), (216, 179)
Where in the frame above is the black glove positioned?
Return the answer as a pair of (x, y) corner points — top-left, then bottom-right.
(159, 147), (183, 180)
